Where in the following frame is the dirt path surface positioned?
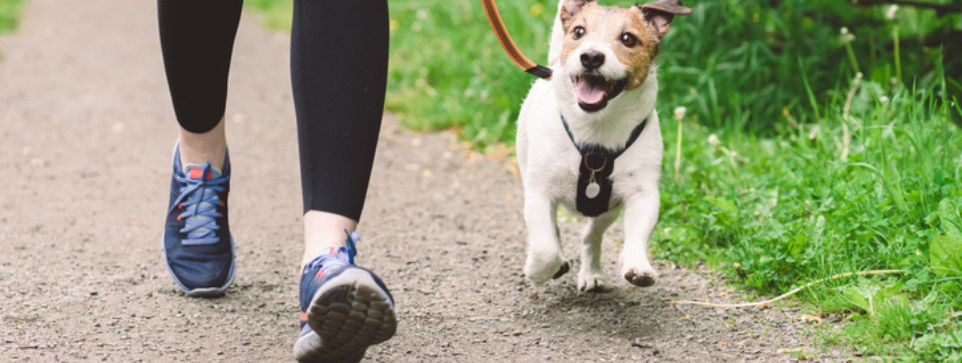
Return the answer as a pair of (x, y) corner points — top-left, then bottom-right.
(0, 1), (853, 362)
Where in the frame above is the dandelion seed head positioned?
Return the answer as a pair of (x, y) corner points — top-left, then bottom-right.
(886, 5), (899, 20)
(708, 134), (720, 147)
(674, 106), (687, 120)
(839, 31), (856, 43)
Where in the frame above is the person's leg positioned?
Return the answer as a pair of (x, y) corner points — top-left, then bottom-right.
(290, 0), (395, 361)
(291, 0), (389, 265)
(158, 0), (242, 296)
(159, 0), (242, 169)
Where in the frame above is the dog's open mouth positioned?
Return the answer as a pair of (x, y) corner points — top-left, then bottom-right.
(572, 74), (629, 112)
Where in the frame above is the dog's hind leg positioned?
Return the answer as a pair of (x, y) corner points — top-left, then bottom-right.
(620, 187), (660, 287)
(577, 208), (619, 292)
(523, 196), (570, 286)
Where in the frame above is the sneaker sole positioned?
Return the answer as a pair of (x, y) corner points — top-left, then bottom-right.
(293, 268), (397, 363)
(161, 233), (236, 297)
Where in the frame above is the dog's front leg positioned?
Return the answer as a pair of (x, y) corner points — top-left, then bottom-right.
(523, 195), (570, 285)
(620, 188), (660, 287)
(578, 208), (619, 292)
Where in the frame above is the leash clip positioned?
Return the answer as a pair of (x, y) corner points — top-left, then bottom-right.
(481, 0), (553, 80)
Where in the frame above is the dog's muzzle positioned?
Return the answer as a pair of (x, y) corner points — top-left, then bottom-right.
(572, 73), (629, 112)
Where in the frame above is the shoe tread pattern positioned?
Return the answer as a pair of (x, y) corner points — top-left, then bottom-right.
(298, 277), (396, 362)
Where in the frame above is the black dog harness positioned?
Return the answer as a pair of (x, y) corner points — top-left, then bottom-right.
(560, 114), (649, 217)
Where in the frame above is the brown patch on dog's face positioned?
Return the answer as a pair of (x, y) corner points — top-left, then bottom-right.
(557, 1), (691, 112)
(559, 4), (660, 91)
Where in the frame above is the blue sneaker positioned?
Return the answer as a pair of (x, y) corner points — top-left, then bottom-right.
(162, 145), (235, 296)
(293, 232), (397, 363)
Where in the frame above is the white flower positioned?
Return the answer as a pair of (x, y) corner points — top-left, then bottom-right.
(886, 5), (898, 20)
(880, 96), (889, 103)
(674, 106), (687, 120)
(839, 29), (855, 43)
(855, 72), (863, 79)
(707, 134), (720, 147)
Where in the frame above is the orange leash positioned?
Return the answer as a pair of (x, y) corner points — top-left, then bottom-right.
(481, 0), (553, 80)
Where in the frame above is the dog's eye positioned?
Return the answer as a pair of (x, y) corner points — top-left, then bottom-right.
(620, 33), (638, 47)
(572, 26), (586, 40)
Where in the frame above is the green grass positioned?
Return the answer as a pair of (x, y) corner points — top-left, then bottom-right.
(0, 0), (24, 34)
(654, 69), (962, 360)
(0, 0), (25, 60)
(244, 0), (292, 31)
(247, 1), (962, 360)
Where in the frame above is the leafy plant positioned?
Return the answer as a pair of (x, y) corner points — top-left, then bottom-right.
(932, 198), (962, 275)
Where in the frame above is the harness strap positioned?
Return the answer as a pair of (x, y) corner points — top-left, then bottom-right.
(560, 114), (649, 217)
(560, 114), (649, 158)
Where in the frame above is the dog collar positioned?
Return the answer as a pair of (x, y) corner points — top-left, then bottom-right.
(560, 113), (649, 217)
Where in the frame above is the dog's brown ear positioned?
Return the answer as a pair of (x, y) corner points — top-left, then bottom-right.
(637, 0), (692, 41)
(560, 0), (594, 30)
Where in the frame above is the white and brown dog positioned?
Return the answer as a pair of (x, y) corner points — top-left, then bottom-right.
(516, 0), (691, 291)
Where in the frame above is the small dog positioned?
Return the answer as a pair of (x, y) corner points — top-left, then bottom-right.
(516, 0), (691, 291)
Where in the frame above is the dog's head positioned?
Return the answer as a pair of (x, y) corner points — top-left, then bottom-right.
(556, 0), (691, 113)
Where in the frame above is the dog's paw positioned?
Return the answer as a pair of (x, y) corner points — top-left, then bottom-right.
(524, 253), (570, 284)
(577, 271), (607, 292)
(623, 267), (658, 287)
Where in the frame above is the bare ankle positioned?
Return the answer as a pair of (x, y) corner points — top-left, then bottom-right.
(302, 210), (358, 266)
(178, 116), (227, 170)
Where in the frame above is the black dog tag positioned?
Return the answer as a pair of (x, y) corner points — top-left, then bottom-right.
(576, 151), (614, 217)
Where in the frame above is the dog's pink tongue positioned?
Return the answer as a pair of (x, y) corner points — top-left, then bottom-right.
(577, 79), (606, 104)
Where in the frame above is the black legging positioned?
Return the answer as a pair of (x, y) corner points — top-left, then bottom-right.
(158, 0), (389, 221)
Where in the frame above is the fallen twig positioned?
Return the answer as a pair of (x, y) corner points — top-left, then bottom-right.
(667, 269), (908, 308)
(414, 314), (495, 320)
(3, 316), (43, 323)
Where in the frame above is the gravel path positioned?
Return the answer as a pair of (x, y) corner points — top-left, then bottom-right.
(0, 1), (854, 362)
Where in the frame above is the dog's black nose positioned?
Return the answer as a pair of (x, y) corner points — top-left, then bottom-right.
(580, 51), (605, 70)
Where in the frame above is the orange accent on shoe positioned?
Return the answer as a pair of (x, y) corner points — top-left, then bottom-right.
(189, 168), (204, 179)
(300, 312), (307, 322)
(328, 247), (337, 255)
(315, 270), (325, 279)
